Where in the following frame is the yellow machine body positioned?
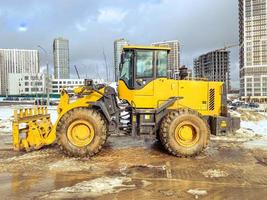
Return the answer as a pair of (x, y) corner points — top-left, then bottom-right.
(11, 45), (239, 154)
(118, 78), (224, 117)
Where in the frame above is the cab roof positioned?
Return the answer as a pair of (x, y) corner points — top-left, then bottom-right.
(123, 45), (171, 51)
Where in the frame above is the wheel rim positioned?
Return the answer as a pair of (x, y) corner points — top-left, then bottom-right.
(174, 121), (199, 147)
(67, 120), (94, 147)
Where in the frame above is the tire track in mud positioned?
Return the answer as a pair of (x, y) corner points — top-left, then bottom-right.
(130, 176), (267, 188)
(119, 158), (267, 188)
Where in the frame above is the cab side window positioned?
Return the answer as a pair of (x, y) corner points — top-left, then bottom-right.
(136, 51), (153, 78)
(156, 51), (168, 77)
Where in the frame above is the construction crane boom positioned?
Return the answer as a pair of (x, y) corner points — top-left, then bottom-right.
(216, 42), (244, 51)
(74, 65), (80, 79)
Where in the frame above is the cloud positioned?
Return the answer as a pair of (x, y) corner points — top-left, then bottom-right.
(97, 7), (127, 23)
(18, 23), (27, 32)
(0, 0), (240, 86)
(75, 23), (87, 32)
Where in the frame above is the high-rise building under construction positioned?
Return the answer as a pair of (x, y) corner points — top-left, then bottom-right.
(194, 50), (230, 92)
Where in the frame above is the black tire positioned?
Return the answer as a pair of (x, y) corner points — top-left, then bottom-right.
(159, 109), (210, 157)
(156, 129), (160, 141)
(56, 108), (107, 157)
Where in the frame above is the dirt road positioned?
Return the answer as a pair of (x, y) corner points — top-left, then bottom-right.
(1, 134), (267, 200)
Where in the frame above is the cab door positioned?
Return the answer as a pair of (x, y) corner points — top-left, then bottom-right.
(152, 50), (177, 108)
(133, 50), (155, 96)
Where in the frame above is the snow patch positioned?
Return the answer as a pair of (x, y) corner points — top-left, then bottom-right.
(0, 106), (58, 134)
(57, 177), (134, 193)
(0, 150), (50, 162)
(187, 188), (207, 199)
(241, 120), (267, 136)
(0, 106), (14, 133)
(42, 176), (136, 199)
(243, 137), (267, 150)
(202, 169), (228, 178)
(48, 159), (98, 171)
(0, 119), (12, 133)
(0, 106), (14, 120)
(229, 110), (241, 118)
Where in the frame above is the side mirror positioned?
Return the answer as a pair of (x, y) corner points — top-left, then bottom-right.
(136, 78), (143, 86)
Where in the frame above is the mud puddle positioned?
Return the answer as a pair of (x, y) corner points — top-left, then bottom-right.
(1, 136), (267, 199)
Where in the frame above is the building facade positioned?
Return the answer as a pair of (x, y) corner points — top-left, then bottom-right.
(51, 79), (104, 94)
(152, 40), (180, 79)
(194, 50), (230, 91)
(8, 73), (45, 95)
(51, 79), (84, 94)
(53, 38), (70, 79)
(114, 38), (129, 81)
(7, 74), (105, 95)
(0, 49), (39, 95)
(239, 0), (267, 102)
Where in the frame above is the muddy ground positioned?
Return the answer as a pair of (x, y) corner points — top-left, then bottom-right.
(1, 133), (267, 200)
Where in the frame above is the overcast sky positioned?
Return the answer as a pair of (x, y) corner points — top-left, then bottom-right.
(0, 0), (240, 88)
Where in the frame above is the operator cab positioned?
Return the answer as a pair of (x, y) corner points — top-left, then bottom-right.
(119, 46), (171, 89)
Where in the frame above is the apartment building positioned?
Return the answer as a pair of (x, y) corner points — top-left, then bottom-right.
(53, 38), (70, 79)
(239, 0), (267, 102)
(0, 49), (39, 95)
(7, 73), (45, 95)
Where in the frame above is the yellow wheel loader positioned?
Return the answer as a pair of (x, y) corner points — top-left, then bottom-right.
(12, 45), (240, 157)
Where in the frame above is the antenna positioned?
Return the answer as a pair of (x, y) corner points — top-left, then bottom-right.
(102, 49), (109, 82)
(95, 64), (101, 80)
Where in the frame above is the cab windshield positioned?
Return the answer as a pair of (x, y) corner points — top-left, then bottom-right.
(119, 50), (133, 88)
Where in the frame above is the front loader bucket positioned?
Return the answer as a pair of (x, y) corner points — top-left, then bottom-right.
(12, 106), (55, 151)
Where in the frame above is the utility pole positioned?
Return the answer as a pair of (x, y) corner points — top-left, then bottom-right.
(103, 49), (109, 82)
(74, 65), (80, 79)
(37, 45), (50, 106)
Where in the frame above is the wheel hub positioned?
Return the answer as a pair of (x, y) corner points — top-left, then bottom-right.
(175, 121), (199, 147)
(67, 120), (94, 147)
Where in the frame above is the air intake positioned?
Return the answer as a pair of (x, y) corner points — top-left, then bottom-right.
(209, 88), (215, 110)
